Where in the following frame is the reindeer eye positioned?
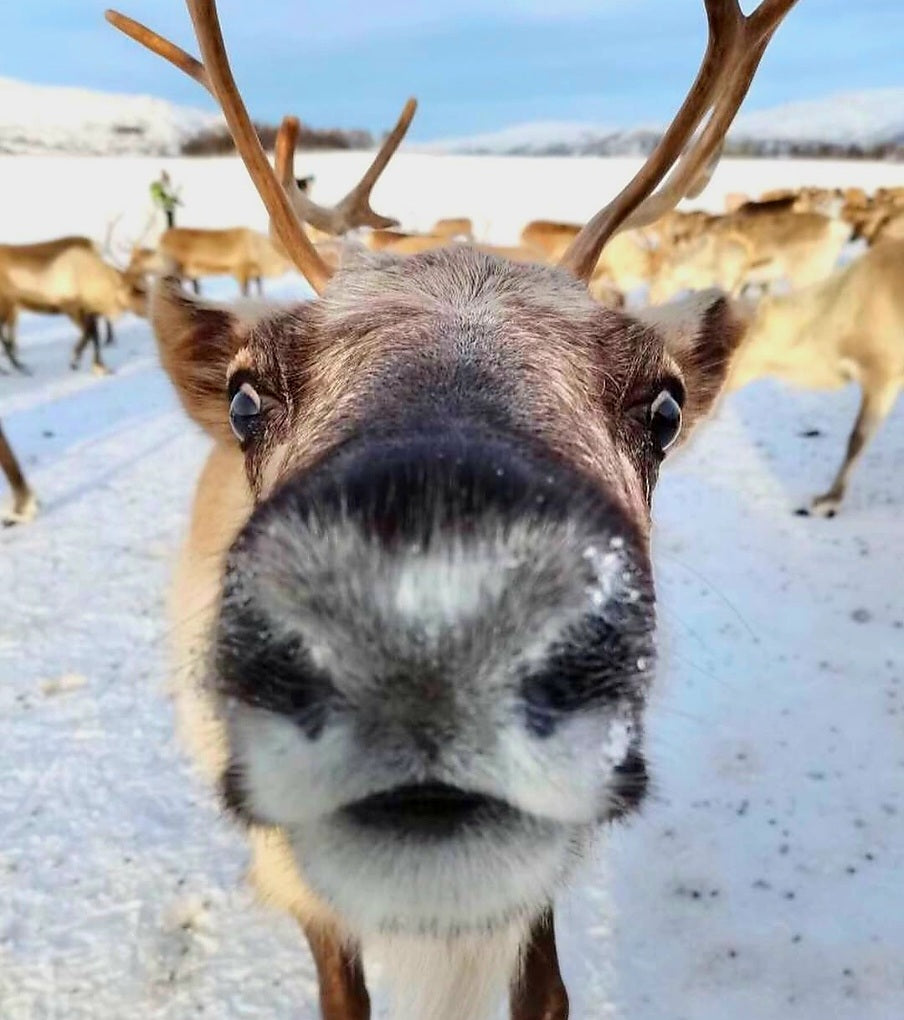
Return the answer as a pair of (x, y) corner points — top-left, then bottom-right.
(229, 382), (262, 443)
(649, 389), (682, 452)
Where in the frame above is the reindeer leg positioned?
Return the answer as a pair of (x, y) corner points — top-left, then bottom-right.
(87, 316), (111, 377)
(191, 278), (201, 296)
(256, 276), (263, 296)
(300, 922), (370, 1020)
(104, 317), (115, 346)
(0, 420), (37, 526)
(511, 910), (569, 1020)
(803, 378), (900, 518)
(70, 314), (92, 371)
(1, 313), (29, 374)
(0, 329), (17, 374)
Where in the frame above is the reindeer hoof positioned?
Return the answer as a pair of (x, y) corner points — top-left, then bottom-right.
(91, 364), (113, 378)
(808, 494), (841, 518)
(2, 493), (38, 527)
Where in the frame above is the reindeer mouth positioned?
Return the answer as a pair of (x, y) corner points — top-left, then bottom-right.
(341, 782), (517, 838)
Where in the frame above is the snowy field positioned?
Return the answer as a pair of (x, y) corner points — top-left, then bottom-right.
(1, 155), (903, 1019)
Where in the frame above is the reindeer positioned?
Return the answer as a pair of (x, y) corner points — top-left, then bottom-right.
(107, 2), (798, 1018)
(130, 227), (293, 296)
(0, 236), (94, 370)
(521, 220), (655, 296)
(430, 217), (474, 242)
(729, 240), (904, 517)
(0, 237), (147, 374)
(651, 209), (852, 303)
(0, 420), (37, 525)
(871, 209), (904, 246)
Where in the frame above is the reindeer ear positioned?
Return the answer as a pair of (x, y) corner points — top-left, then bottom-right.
(151, 277), (243, 443)
(638, 289), (746, 436)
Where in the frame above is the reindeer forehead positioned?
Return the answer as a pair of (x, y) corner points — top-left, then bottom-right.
(243, 249), (656, 384)
(321, 248), (601, 329)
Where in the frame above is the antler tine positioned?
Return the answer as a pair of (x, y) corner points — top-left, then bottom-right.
(334, 98), (417, 230)
(105, 11), (212, 95)
(684, 140), (723, 201)
(559, 0), (800, 282)
(613, 42), (766, 235)
(275, 101), (417, 234)
(275, 116), (301, 192)
(184, 0), (333, 291)
(106, 4), (333, 294)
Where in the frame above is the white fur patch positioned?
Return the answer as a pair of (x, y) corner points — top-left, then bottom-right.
(366, 925), (527, 1020)
(392, 549), (510, 634)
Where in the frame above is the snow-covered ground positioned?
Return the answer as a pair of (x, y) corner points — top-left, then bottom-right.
(1, 156), (903, 1019)
(1, 151), (903, 257)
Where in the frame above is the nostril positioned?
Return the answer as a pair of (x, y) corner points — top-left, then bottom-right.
(215, 604), (336, 739)
(522, 677), (563, 739)
(520, 615), (650, 737)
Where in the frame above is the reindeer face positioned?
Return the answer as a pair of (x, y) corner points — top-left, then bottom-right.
(154, 247), (741, 935)
(124, 274), (149, 318)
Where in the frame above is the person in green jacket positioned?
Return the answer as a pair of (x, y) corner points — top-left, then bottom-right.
(150, 170), (181, 228)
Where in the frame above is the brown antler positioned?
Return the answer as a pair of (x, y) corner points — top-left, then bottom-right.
(275, 102), (417, 234)
(559, 0), (800, 282)
(106, 4), (332, 292)
(106, 3), (415, 293)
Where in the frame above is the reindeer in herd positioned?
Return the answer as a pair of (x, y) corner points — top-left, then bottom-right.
(85, 3), (820, 1020)
(0, 235), (147, 375)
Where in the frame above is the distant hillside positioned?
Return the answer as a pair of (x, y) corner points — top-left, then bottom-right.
(0, 77), (220, 156)
(3, 78), (903, 159)
(423, 89), (904, 159)
(0, 77), (372, 156)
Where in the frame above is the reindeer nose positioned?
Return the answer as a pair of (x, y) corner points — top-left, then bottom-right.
(217, 428), (651, 751)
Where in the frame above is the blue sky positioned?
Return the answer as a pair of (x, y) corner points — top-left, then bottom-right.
(2, 1), (902, 139)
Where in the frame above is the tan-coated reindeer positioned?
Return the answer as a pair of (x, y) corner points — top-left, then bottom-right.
(0, 236), (147, 374)
(129, 110), (418, 298)
(650, 209), (852, 303)
(730, 240), (904, 516)
(130, 227), (292, 296)
(106, 2), (799, 1018)
(0, 420), (37, 525)
(430, 217), (474, 241)
(520, 220), (655, 297)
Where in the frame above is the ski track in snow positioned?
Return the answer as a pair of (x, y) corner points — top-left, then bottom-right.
(1, 161), (903, 1019)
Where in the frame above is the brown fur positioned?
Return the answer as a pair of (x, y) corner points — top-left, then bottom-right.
(364, 229), (626, 309)
(153, 245), (742, 1019)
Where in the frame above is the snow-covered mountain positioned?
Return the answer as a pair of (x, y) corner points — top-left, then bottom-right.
(0, 77), (222, 156)
(423, 89), (904, 157)
(3, 78), (904, 158)
(732, 88), (904, 147)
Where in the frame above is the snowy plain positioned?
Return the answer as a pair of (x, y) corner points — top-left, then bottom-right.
(1, 154), (903, 1020)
